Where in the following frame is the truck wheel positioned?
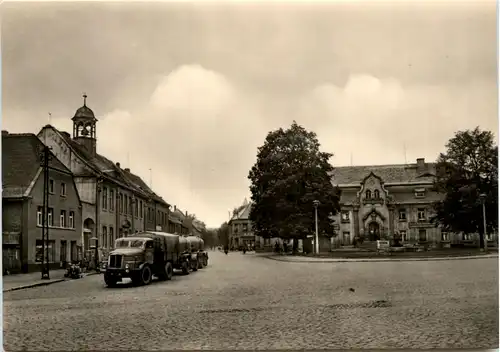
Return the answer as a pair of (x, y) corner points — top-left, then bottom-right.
(104, 275), (117, 287)
(203, 256), (208, 267)
(191, 258), (198, 272)
(140, 266), (152, 285)
(198, 257), (203, 269)
(182, 261), (190, 275)
(165, 262), (173, 281)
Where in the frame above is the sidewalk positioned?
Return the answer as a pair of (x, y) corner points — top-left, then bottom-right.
(3, 269), (99, 292)
(260, 252), (499, 263)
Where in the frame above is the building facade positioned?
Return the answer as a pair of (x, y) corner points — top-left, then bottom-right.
(2, 132), (83, 273)
(228, 199), (258, 249)
(330, 158), (497, 248)
(37, 95), (171, 262)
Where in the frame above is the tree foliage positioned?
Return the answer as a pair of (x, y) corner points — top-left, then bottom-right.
(432, 127), (498, 241)
(217, 222), (230, 248)
(248, 121), (341, 240)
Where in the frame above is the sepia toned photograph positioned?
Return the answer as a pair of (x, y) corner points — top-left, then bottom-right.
(1, 0), (498, 350)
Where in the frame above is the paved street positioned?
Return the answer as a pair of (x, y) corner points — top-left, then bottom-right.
(3, 251), (498, 350)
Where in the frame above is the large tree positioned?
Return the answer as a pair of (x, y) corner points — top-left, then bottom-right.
(217, 222), (230, 249)
(248, 121), (341, 251)
(432, 127), (498, 247)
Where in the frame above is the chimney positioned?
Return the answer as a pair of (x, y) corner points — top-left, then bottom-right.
(2, 130), (8, 136)
(174, 205), (176, 211)
(185, 211), (188, 217)
(416, 158), (426, 172)
(116, 162), (120, 168)
(124, 168), (130, 173)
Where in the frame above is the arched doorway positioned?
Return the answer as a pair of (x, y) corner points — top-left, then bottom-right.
(368, 222), (380, 241)
(83, 218), (95, 252)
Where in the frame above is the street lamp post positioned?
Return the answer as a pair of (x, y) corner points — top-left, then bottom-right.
(479, 193), (488, 253)
(313, 200), (320, 255)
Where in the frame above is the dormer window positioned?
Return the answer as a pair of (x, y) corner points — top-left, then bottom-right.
(373, 190), (380, 199)
(365, 190), (372, 199)
(415, 188), (426, 198)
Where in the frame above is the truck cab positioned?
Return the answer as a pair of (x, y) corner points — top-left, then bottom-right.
(104, 234), (177, 287)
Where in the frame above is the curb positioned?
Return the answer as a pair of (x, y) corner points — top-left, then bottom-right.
(262, 254), (499, 263)
(3, 271), (101, 293)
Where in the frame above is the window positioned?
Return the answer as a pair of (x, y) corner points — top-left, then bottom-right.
(441, 231), (449, 241)
(463, 233), (472, 241)
(140, 201), (143, 218)
(129, 197), (133, 215)
(109, 227), (114, 249)
(48, 208), (54, 226)
(399, 209), (407, 221)
(486, 233), (492, 241)
(417, 208), (426, 221)
(102, 187), (108, 210)
(157, 210), (160, 223)
(37, 206), (43, 226)
(102, 226), (107, 248)
(49, 180), (54, 193)
(419, 229), (427, 242)
(119, 193), (123, 213)
(243, 224), (248, 233)
(35, 240), (55, 263)
(69, 211), (75, 228)
(373, 190), (380, 199)
(415, 189), (426, 198)
(135, 201), (139, 217)
(109, 190), (114, 211)
(400, 230), (407, 242)
(60, 182), (67, 196)
(343, 232), (350, 245)
(60, 210), (66, 227)
(341, 211), (350, 222)
(365, 190), (372, 199)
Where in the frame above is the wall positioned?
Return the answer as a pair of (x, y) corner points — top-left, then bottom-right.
(74, 177), (96, 204)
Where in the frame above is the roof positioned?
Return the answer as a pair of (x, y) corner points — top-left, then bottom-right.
(122, 170), (169, 207)
(169, 207), (186, 225)
(2, 133), (71, 198)
(72, 105), (96, 121)
(41, 125), (151, 199)
(331, 161), (436, 186)
(231, 200), (252, 221)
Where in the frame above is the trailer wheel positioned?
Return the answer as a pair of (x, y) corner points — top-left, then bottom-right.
(140, 265), (152, 285)
(203, 256), (208, 267)
(182, 261), (190, 275)
(191, 257), (198, 272)
(165, 262), (173, 281)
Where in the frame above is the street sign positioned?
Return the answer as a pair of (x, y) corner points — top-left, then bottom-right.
(377, 240), (390, 250)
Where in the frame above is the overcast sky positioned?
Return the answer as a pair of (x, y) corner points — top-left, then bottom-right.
(2, 1), (497, 227)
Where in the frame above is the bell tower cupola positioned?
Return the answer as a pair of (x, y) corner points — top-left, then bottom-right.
(72, 93), (98, 155)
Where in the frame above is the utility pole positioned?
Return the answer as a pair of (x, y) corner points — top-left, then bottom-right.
(313, 200), (320, 255)
(39, 145), (52, 279)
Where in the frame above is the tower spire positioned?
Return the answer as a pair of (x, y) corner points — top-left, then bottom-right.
(83, 92), (87, 107)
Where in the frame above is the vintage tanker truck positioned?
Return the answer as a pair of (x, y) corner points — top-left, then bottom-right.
(186, 236), (209, 270)
(104, 231), (190, 287)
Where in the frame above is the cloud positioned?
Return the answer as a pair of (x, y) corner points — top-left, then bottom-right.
(2, 67), (496, 227)
(294, 74), (497, 166)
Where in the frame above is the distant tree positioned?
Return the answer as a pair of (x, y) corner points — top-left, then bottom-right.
(432, 127), (498, 247)
(217, 222), (230, 249)
(248, 121), (341, 252)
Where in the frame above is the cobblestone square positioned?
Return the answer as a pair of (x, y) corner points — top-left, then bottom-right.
(3, 252), (498, 350)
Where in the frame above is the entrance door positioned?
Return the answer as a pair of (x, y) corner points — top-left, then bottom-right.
(368, 222), (381, 241)
(60, 240), (67, 263)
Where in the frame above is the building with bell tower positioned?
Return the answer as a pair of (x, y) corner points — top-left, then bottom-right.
(72, 94), (97, 156)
